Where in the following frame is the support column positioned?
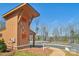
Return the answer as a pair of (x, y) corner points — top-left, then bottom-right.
(33, 34), (35, 47)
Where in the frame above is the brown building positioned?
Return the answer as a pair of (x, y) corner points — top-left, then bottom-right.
(0, 3), (39, 50)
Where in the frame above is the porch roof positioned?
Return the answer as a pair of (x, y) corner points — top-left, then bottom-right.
(3, 3), (40, 19)
(30, 30), (36, 35)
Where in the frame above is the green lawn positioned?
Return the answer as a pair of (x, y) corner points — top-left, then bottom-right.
(14, 51), (44, 56)
(0, 51), (45, 56)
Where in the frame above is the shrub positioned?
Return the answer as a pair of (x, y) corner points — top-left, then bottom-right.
(0, 39), (7, 52)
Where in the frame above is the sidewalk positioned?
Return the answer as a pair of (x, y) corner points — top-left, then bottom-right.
(49, 48), (65, 56)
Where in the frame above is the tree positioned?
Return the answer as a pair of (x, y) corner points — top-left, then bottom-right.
(35, 18), (40, 40)
(67, 24), (79, 44)
(0, 22), (2, 30)
(0, 21), (5, 30)
(40, 24), (48, 41)
(52, 27), (60, 41)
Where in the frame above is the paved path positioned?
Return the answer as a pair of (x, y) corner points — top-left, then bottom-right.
(49, 48), (65, 56)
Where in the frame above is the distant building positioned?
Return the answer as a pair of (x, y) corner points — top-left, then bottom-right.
(0, 3), (39, 50)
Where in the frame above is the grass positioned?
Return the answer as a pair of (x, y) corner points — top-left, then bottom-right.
(63, 50), (79, 56)
(65, 52), (79, 56)
(1, 48), (79, 56)
(14, 48), (52, 56)
(0, 51), (14, 56)
(14, 51), (44, 56)
(0, 51), (45, 56)
(0, 48), (52, 56)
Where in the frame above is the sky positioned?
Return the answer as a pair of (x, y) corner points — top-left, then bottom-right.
(0, 3), (79, 36)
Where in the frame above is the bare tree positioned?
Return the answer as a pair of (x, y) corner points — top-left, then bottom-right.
(67, 24), (79, 44)
(35, 19), (40, 40)
(35, 19), (39, 34)
(40, 24), (48, 41)
(52, 27), (60, 42)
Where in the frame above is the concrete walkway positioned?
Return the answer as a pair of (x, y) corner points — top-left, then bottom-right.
(49, 47), (65, 56)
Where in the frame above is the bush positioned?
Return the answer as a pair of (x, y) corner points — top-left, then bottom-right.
(0, 39), (7, 52)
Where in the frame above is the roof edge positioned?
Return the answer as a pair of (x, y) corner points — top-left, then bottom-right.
(3, 3), (40, 18)
(3, 3), (26, 18)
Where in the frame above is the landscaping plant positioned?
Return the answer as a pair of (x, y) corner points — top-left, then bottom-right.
(0, 38), (7, 52)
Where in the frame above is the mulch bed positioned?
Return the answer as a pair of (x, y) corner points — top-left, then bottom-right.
(0, 48), (52, 56)
(17, 48), (53, 56)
